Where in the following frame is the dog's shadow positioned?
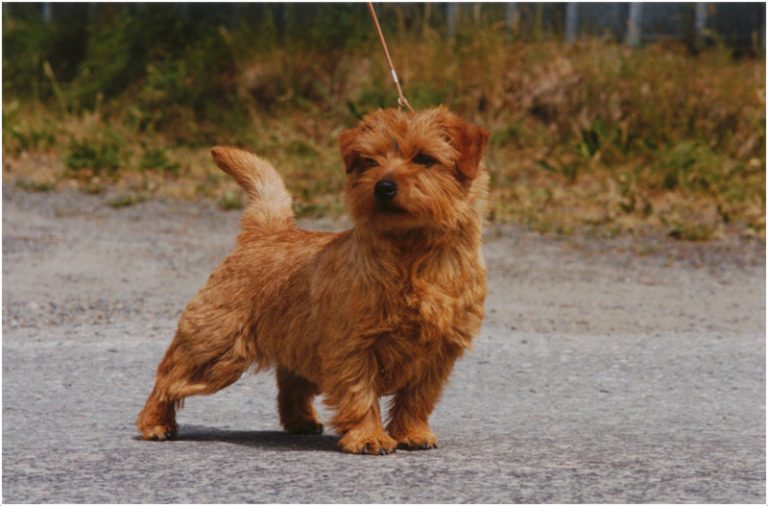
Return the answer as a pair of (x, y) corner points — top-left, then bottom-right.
(169, 425), (339, 452)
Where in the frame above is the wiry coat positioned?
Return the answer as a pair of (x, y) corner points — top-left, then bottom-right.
(137, 107), (489, 454)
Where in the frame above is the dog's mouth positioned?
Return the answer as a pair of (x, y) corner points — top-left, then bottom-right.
(375, 200), (408, 216)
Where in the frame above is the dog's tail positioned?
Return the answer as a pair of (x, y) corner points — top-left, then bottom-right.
(210, 146), (294, 228)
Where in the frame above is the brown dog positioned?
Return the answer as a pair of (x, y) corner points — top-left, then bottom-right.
(136, 106), (489, 454)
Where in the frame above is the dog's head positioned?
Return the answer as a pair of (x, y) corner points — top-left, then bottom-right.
(340, 106), (489, 234)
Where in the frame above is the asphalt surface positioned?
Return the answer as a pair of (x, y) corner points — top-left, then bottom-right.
(2, 187), (765, 503)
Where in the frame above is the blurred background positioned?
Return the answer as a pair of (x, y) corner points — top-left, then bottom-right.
(3, 2), (765, 240)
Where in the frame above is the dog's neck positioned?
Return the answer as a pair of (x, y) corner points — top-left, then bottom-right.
(375, 223), (479, 252)
(349, 213), (482, 267)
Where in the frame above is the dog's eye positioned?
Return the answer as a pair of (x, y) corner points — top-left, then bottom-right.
(354, 157), (378, 172)
(413, 153), (436, 167)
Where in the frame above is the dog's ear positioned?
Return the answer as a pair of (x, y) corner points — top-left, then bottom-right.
(445, 117), (489, 180)
(339, 128), (360, 174)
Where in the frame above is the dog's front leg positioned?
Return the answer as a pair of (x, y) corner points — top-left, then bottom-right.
(323, 352), (396, 455)
(387, 345), (463, 450)
(336, 397), (396, 455)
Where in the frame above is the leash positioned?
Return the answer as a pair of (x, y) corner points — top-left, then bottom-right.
(367, 2), (415, 113)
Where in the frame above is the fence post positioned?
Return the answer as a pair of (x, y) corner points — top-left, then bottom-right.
(505, 2), (520, 33)
(694, 3), (708, 50)
(565, 3), (579, 43)
(626, 3), (643, 47)
(506, 3), (518, 28)
(42, 2), (53, 24)
(446, 3), (458, 38)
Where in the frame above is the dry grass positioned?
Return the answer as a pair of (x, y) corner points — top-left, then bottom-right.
(3, 31), (765, 240)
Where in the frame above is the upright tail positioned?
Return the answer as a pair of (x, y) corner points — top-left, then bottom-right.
(210, 146), (294, 228)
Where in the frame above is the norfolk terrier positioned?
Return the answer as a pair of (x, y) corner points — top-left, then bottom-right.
(136, 106), (489, 454)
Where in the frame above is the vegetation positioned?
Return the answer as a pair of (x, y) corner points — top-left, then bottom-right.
(3, 4), (765, 240)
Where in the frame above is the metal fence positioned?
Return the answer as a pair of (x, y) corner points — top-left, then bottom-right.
(5, 2), (766, 50)
(458, 3), (765, 49)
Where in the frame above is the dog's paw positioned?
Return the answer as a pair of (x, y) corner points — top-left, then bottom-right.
(285, 420), (324, 435)
(393, 431), (438, 451)
(138, 423), (178, 441)
(338, 430), (397, 455)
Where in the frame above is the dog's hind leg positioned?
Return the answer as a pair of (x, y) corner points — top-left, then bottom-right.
(136, 329), (252, 441)
(276, 368), (323, 434)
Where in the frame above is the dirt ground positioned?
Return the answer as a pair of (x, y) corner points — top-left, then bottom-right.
(2, 187), (765, 503)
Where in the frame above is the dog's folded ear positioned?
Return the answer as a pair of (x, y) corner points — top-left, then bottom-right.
(445, 117), (489, 180)
(339, 128), (360, 174)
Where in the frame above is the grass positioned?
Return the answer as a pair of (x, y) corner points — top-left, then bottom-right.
(3, 9), (765, 239)
(107, 192), (145, 209)
(15, 178), (54, 193)
(218, 190), (243, 211)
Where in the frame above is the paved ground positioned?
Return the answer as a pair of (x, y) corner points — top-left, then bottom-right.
(2, 187), (765, 503)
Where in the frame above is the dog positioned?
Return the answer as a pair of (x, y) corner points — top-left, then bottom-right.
(136, 106), (489, 454)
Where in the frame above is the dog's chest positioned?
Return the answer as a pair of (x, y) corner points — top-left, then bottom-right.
(370, 266), (485, 394)
(373, 331), (443, 394)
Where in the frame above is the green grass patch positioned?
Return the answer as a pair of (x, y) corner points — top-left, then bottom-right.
(140, 146), (180, 174)
(16, 178), (54, 192)
(217, 190), (243, 211)
(65, 137), (121, 176)
(107, 192), (145, 208)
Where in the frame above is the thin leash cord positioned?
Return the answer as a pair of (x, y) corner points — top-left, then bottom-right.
(367, 2), (415, 113)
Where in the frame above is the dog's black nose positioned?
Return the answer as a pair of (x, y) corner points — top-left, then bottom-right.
(374, 179), (398, 200)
